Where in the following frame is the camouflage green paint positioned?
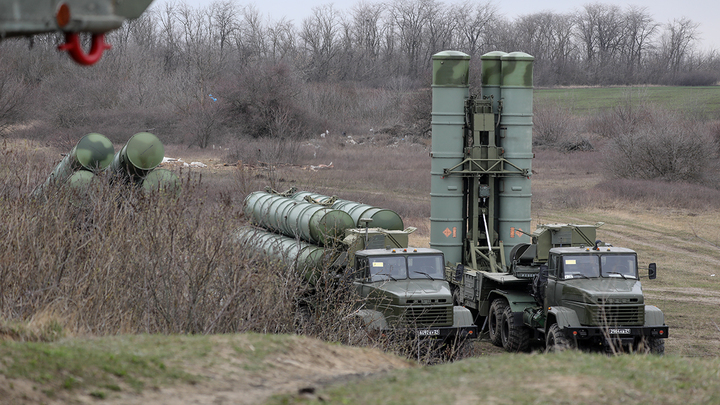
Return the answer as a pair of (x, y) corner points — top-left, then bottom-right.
(432, 50), (470, 87)
(142, 168), (181, 197)
(290, 191), (404, 230)
(243, 191), (355, 246)
(33, 132), (114, 198)
(235, 226), (328, 282)
(430, 51), (470, 265)
(108, 132), (164, 185)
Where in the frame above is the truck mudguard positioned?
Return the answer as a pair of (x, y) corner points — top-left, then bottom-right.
(644, 305), (665, 326)
(548, 306), (582, 328)
(490, 290), (537, 313)
(353, 309), (388, 330)
(453, 306), (475, 327)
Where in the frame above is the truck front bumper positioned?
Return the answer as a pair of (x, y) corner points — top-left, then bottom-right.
(562, 325), (668, 342)
(384, 325), (479, 340)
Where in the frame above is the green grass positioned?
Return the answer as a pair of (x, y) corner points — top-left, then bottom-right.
(535, 86), (720, 118)
(270, 352), (720, 405)
(0, 332), (297, 398)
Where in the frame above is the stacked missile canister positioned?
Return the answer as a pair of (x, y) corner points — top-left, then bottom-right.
(33, 132), (180, 202)
(240, 190), (406, 278)
(429, 50), (534, 271)
(32, 132), (115, 199)
(108, 132), (165, 186)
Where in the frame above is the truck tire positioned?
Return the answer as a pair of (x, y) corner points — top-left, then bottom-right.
(500, 306), (531, 352)
(636, 337), (665, 355)
(545, 323), (575, 352)
(488, 299), (508, 347)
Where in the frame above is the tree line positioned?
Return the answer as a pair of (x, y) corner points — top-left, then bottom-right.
(124, 0), (716, 86)
(0, 0), (718, 148)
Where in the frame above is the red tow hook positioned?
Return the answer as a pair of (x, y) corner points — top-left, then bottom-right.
(57, 32), (112, 66)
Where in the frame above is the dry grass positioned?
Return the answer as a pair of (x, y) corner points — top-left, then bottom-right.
(3, 133), (720, 358)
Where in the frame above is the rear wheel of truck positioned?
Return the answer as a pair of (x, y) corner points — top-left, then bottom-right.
(500, 306), (531, 352)
(545, 323), (575, 352)
(488, 299), (508, 347)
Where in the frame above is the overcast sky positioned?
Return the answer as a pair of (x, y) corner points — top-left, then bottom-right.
(153, 0), (719, 52)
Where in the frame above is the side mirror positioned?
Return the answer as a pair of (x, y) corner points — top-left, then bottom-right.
(455, 264), (464, 282)
(648, 263), (657, 280)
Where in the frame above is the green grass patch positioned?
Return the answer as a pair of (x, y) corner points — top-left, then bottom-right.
(535, 86), (720, 118)
(271, 352), (720, 405)
(0, 332), (298, 398)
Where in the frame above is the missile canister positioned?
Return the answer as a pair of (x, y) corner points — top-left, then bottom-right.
(498, 52), (534, 265)
(141, 168), (181, 196)
(108, 132), (164, 185)
(429, 50), (470, 266)
(33, 132), (114, 198)
(243, 191), (355, 246)
(480, 51), (507, 115)
(290, 191), (404, 231)
(235, 227), (329, 283)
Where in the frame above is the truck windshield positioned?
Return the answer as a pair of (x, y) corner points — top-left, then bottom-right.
(601, 254), (638, 279)
(562, 255), (600, 279)
(369, 256), (407, 281)
(408, 255), (444, 279)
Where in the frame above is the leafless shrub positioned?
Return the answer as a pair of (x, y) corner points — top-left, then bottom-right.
(533, 100), (583, 148)
(586, 89), (654, 139)
(594, 179), (720, 210)
(603, 107), (714, 182)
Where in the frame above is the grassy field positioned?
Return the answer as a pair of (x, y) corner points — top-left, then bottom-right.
(535, 86), (720, 118)
(2, 84), (720, 403)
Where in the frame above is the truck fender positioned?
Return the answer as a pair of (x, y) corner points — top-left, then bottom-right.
(547, 306), (581, 328)
(453, 306), (475, 327)
(352, 309), (388, 330)
(644, 305), (665, 326)
(489, 290), (537, 313)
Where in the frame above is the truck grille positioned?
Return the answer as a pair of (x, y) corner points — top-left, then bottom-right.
(400, 305), (452, 327)
(589, 305), (643, 326)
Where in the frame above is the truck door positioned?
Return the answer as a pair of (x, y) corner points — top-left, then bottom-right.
(545, 253), (560, 307)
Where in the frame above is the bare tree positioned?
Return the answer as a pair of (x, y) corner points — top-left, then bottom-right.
(452, 1), (498, 56)
(386, 0), (436, 77)
(661, 17), (700, 76)
(299, 4), (342, 81)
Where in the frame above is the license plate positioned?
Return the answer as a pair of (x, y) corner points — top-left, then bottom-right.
(417, 329), (440, 336)
(609, 328), (631, 335)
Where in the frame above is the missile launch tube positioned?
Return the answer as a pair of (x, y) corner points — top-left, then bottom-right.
(243, 191), (355, 246)
(498, 52), (534, 265)
(33, 132), (114, 197)
(429, 50), (470, 266)
(235, 227), (328, 282)
(109, 132), (164, 184)
(141, 168), (181, 196)
(290, 191), (404, 231)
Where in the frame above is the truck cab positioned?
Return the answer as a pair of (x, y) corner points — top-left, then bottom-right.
(539, 246), (668, 353)
(352, 247), (477, 340)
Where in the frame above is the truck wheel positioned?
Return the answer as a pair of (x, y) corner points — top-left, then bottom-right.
(500, 306), (531, 352)
(488, 299), (508, 347)
(545, 323), (575, 352)
(636, 337), (665, 355)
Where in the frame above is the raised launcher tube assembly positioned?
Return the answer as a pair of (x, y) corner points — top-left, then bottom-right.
(429, 50), (534, 273)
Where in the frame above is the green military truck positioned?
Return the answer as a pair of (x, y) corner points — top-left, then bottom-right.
(238, 190), (478, 343)
(454, 223), (668, 353)
(428, 50), (668, 353)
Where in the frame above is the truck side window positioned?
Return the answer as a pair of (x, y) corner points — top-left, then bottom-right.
(548, 255), (557, 277)
(355, 258), (369, 280)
